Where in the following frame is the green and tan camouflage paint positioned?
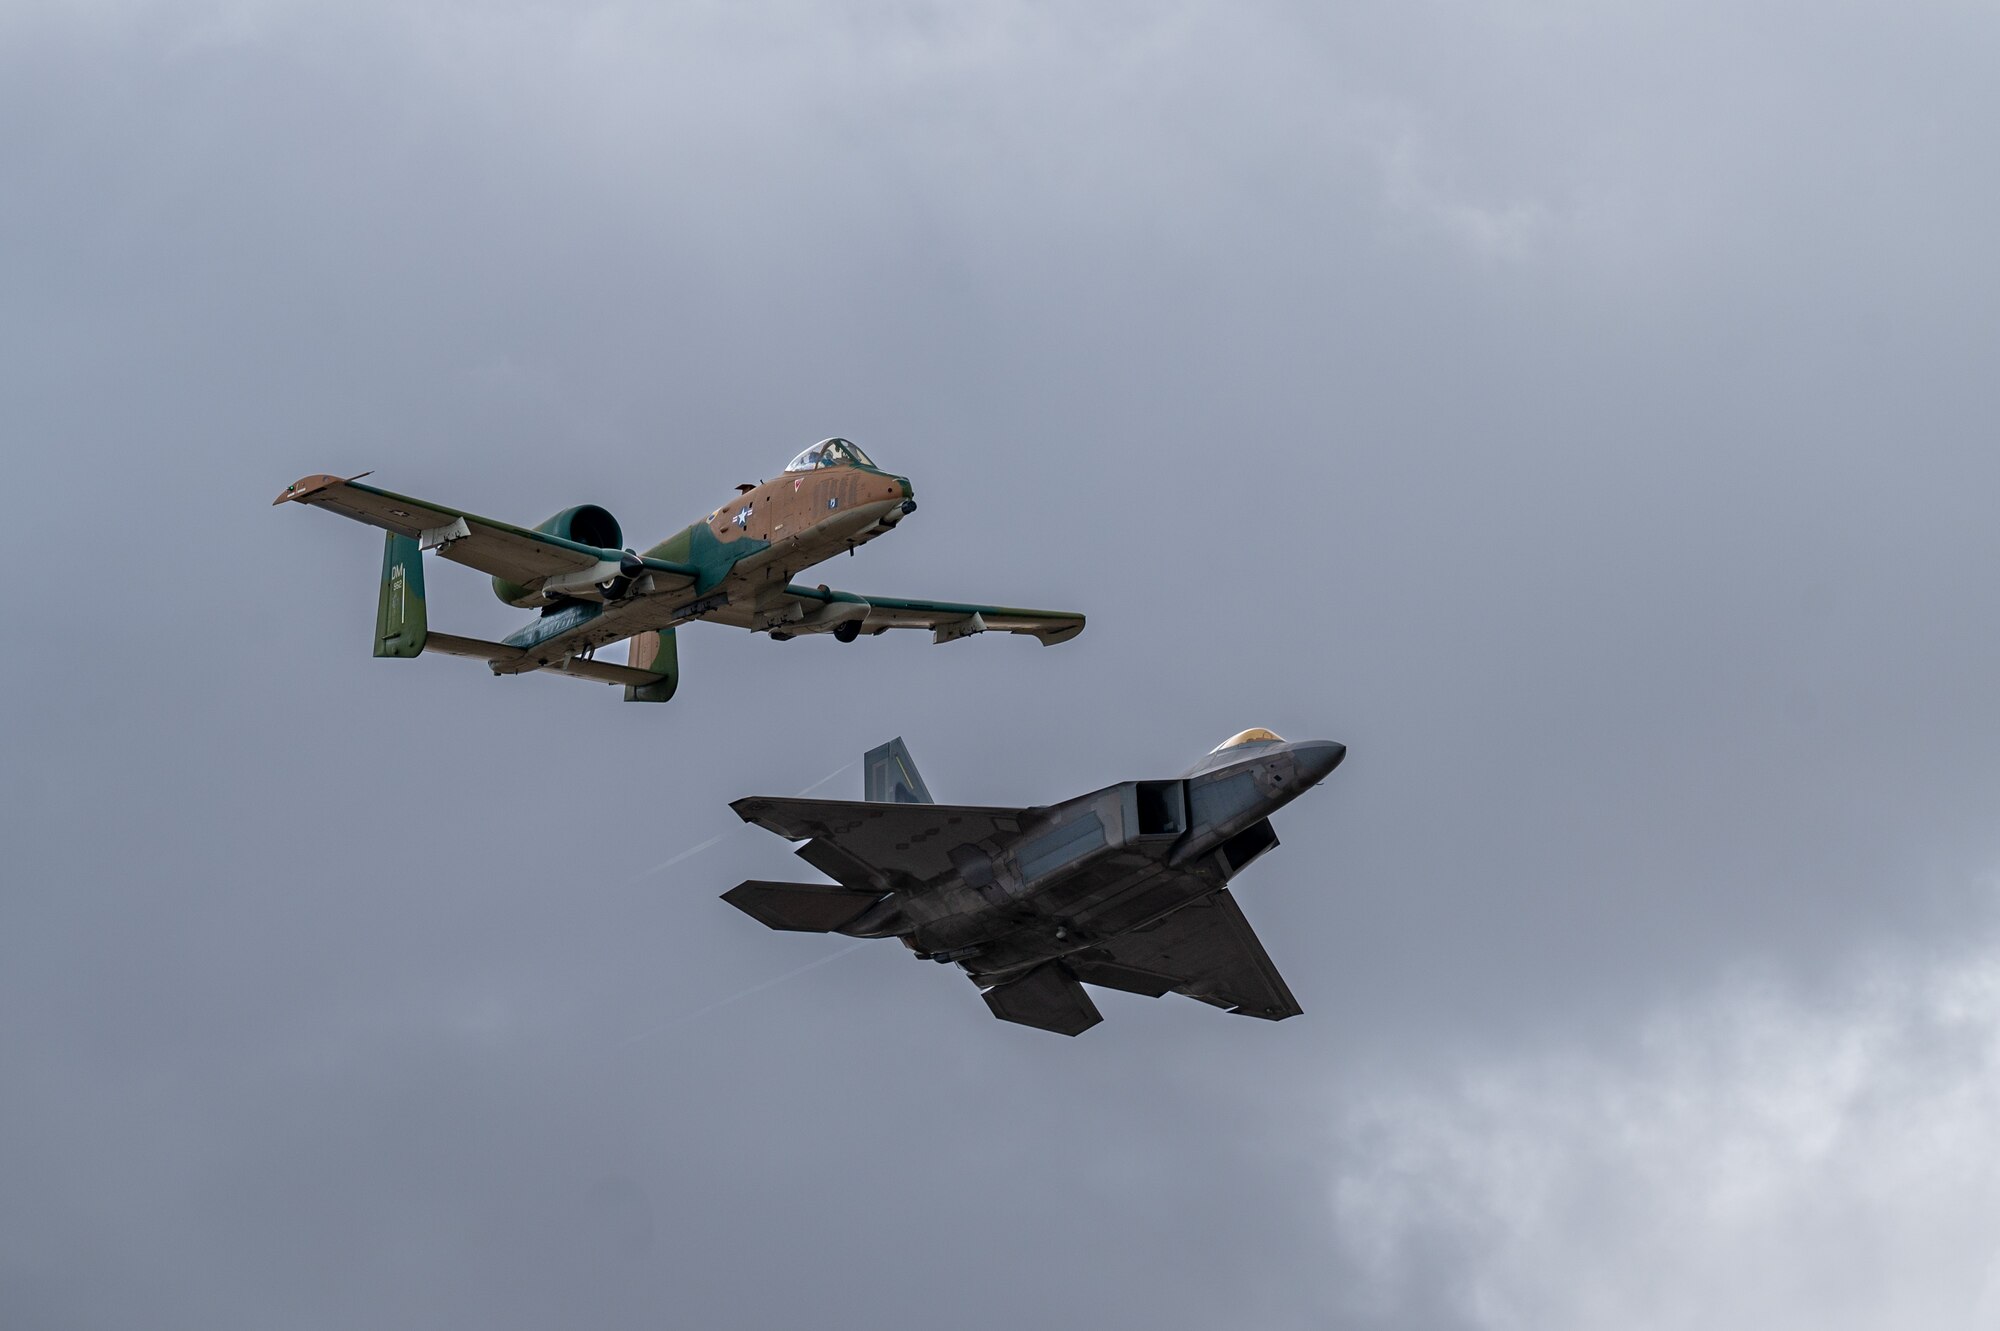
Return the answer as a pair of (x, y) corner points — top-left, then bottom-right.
(373, 533), (426, 658)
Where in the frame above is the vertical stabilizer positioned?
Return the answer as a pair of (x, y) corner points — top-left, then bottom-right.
(623, 628), (679, 703)
(865, 737), (934, 804)
(374, 532), (426, 658)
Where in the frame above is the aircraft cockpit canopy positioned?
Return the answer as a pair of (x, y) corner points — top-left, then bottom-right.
(1209, 728), (1285, 754)
(784, 438), (875, 473)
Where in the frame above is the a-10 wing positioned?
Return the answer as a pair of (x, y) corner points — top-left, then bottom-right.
(273, 473), (697, 596)
(784, 585), (1085, 645)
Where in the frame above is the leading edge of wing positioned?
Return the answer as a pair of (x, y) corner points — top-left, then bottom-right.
(784, 585), (1084, 645)
(730, 796), (1031, 840)
(731, 796), (1035, 889)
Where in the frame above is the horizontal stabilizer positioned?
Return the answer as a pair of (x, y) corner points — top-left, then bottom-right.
(417, 632), (669, 688)
(422, 631), (521, 664)
(981, 962), (1103, 1036)
(722, 880), (885, 933)
(543, 655), (669, 687)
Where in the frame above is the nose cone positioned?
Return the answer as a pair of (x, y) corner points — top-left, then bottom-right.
(892, 474), (913, 501)
(1291, 740), (1347, 786)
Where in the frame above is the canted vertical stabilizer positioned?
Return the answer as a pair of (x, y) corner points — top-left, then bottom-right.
(865, 736), (934, 804)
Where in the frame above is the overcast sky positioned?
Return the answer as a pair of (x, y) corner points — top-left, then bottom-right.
(5, 2), (2000, 1327)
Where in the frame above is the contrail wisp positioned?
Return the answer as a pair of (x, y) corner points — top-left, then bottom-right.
(624, 759), (856, 884)
(621, 940), (870, 1046)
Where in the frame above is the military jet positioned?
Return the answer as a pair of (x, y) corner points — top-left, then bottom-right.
(274, 438), (1083, 702)
(724, 729), (1345, 1035)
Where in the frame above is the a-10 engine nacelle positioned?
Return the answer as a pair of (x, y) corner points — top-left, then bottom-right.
(491, 504), (624, 606)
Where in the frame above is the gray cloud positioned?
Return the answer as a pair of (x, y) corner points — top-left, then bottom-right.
(1328, 925), (2000, 1330)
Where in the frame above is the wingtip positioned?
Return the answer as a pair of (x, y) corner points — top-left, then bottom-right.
(272, 473), (336, 506)
(1037, 618), (1087, 646)
(272, 470), (373, 506)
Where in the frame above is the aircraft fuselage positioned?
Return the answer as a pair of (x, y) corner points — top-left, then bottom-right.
(776, 738), (1344, 986)
(497, 457), (915, 668)
(728, 731), (1340, 1032)
(880, 740), (1341, 984)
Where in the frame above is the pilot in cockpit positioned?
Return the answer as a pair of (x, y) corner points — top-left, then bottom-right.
(785, 438), (875, 473)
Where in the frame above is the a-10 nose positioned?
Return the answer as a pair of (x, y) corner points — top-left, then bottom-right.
(1291, 740), (1347, 786)
(877, 474), (917, 527)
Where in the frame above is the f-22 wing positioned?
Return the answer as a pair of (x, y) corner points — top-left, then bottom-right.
(722, 796), (1034, 935)
(980, 889), (1300, 1036)
(730, 796), (1033, 891)
(1065, 889), (1301, 1021)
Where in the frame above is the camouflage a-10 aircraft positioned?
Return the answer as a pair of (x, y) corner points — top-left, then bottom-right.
(725, 728), (1346, 1035)
(274, 438), (1083, 702)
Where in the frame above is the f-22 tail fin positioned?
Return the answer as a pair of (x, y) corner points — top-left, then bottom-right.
(865, 736), (934, 804)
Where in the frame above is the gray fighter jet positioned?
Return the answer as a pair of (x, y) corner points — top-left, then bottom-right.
(723, 728), (1346, 1035)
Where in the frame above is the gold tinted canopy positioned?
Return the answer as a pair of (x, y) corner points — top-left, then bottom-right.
(1209, 728), (1285, 753)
